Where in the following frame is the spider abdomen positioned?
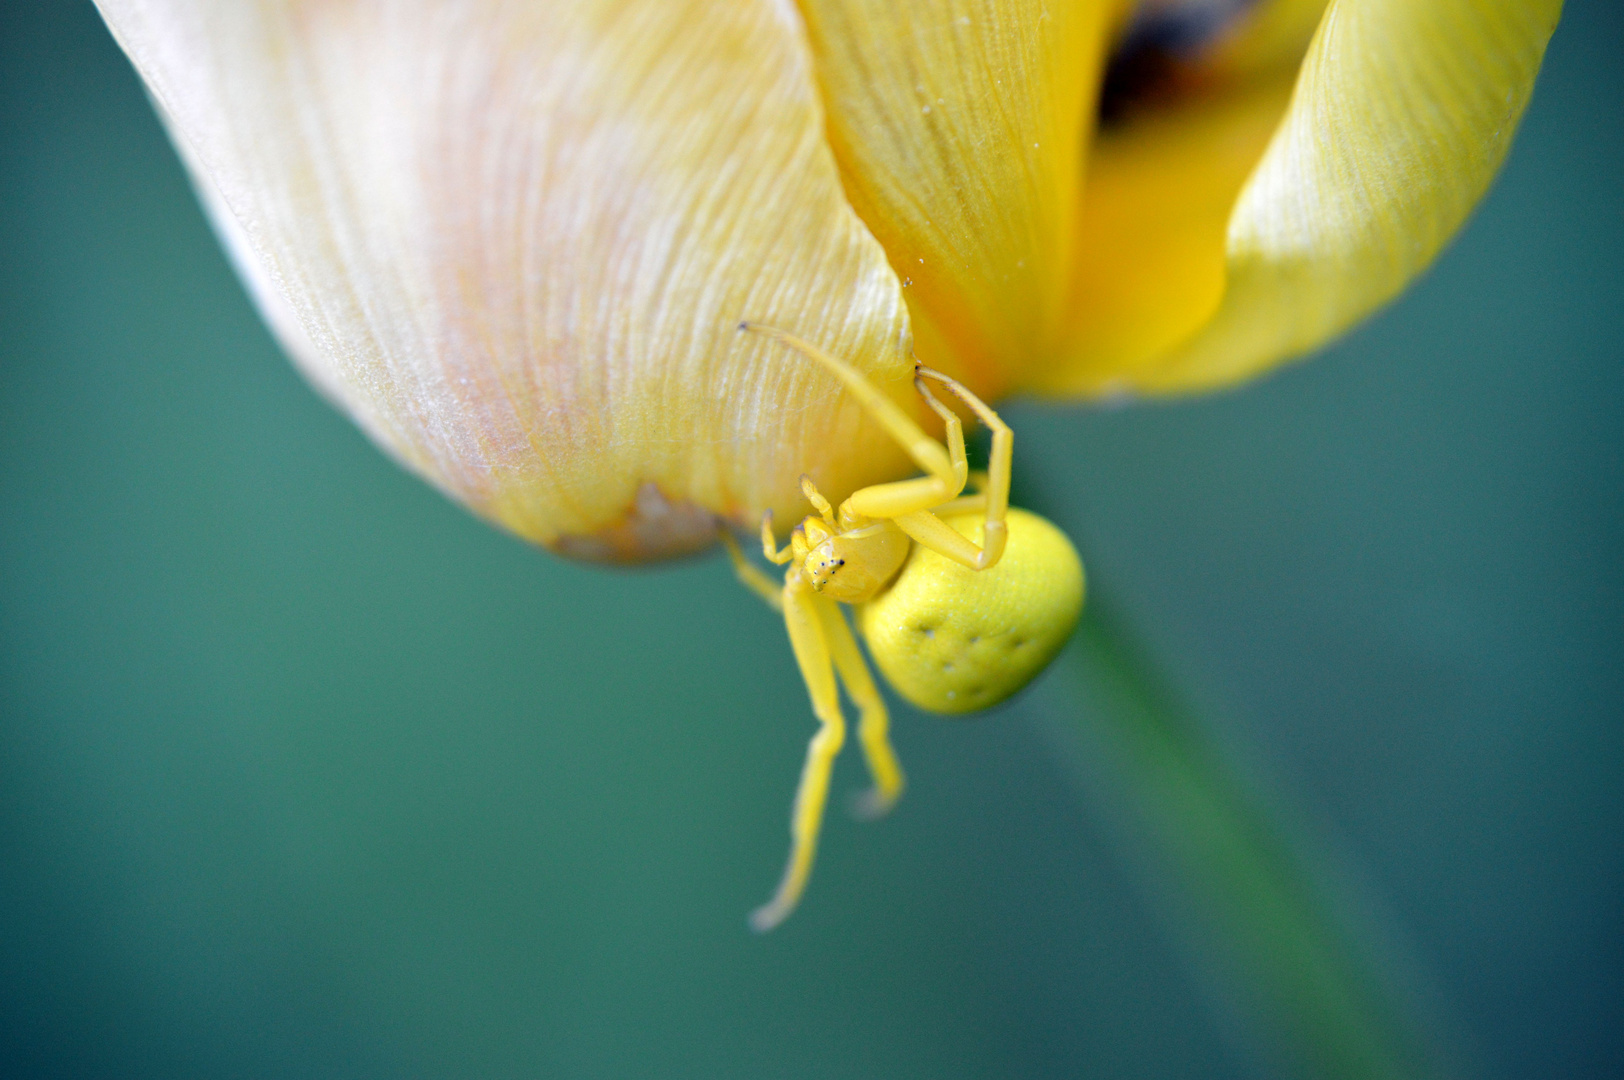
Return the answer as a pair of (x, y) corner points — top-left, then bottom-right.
(857, 508), (1083, 714)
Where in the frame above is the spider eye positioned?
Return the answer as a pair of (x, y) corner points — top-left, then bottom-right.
(858, 508), (1083, 714)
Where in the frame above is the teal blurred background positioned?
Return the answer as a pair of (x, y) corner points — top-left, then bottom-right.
(1, 3), (1618, 1077)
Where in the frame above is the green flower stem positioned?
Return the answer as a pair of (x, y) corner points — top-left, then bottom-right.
(1029, 589), (1443, 1080)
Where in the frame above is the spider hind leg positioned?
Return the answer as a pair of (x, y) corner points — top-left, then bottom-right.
(750, 579), (904, 931)
(751, 580), (845, 933)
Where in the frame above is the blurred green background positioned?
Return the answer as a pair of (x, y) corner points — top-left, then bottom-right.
(1, 2), (1618, 1078)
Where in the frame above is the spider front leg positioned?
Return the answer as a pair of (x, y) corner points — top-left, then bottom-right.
(740, 323), (965, 515)
(801, 359), (1010, 572)
(738, 322), (1010, 572)
(886, 369), (1012, 572)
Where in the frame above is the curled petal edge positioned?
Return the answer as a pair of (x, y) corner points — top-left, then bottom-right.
(1140, 0), (1563, 394)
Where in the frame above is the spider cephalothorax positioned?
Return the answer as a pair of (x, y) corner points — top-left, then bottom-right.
(726, 325), (1084, 931)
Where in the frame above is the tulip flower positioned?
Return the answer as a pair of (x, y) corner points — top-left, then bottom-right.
(95, 0), (1561, 948)
(93, 0), (1560, 563)
(91, 0), (1565, 1056)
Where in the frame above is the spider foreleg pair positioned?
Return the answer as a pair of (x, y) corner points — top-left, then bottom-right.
(728, 323), (1084, 931)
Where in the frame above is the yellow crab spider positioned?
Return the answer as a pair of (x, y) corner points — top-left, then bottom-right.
(728, 323), (1085, 932)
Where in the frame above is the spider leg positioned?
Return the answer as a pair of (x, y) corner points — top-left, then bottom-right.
(888, 368), (1012, 571)
(720, 531), (784, 612)
(740, 324), (961, 515)
(931, 492), (988, 518)
(751, 578), (847, 933)
(800, 476), (837, 525)
(811, 367), (1011, 569)
(814, 597), (904, 820)
(836, 372), (977, 520)
(761, 511), (794, 565)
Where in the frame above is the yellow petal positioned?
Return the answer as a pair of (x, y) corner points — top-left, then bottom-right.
(1139, 0), (1563, 393)
(1029, 68), (1299, 395)
(797, 0), (1123, 397)
(1022, 0), (1325, 396)
(1201, 0), (1332, 81)
(95, 0), (915, 560)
